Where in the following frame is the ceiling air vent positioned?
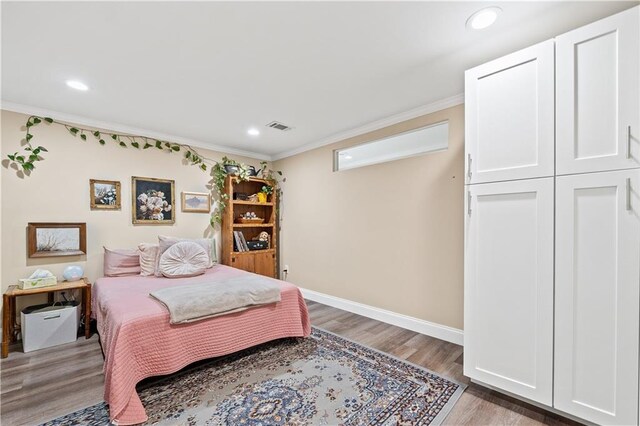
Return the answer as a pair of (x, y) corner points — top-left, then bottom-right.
(266, 121), (293, 131)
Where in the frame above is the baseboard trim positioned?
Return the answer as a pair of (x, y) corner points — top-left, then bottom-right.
(300, 288), (464, 345)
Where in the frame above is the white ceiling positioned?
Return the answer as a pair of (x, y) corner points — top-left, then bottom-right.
(2, 1), (637, 160)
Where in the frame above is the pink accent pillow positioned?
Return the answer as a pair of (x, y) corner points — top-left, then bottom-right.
(103, 247), (141, 277)
(159, 241), (209, 278)
(138, 243), (159, 276)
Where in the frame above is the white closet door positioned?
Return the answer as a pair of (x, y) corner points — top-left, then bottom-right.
(555, 169), (640, 425)
(464, 178), (554, 405)
(556, 6), (640, 175)
(465, 40), (554, 185)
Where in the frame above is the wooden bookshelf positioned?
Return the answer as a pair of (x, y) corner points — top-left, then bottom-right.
(221, 176), (277, 278)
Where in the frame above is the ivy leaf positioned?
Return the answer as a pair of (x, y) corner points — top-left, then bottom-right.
(119, 141), (127, 148)
(111, 134), (118, 140)
(164, 142), (171, 148)
(26, 133), (33, 141)
(22, 162), (34, 171)
(93, 131), (100, 137)
(143, 143), (152, 149)
(25, 146), (32, 151)
(29, 154), (38, 162)
(131, 142), (139, 148)
(8, 154), (15, 161)
(69, 127), (79, 135)
(16, 155), (25, 163)
(98, 139), (105, 145)
(38, 146), (48, 152)
(44, 117), (53, 123)
(200, 164), (207, 172)
(32, 148), (40, 155)
(277, 171), (283, 176)
(26, 121), (33, 128)
(33, 117), (41, 124)
(171, 145), (180, 152)
(80, 134), (87, 141)
(185, 151), (191, 159)
(156, 141), (162, 149)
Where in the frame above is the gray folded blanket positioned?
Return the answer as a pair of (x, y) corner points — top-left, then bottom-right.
(150, 275), (281, 324)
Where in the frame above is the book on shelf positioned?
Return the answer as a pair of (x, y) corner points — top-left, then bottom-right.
(239, 232), (249, 251)
(233, 231), (250, 252)
(233, 231), (244, 252)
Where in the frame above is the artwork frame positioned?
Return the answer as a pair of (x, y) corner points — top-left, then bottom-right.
(28, 222), (87, 258)
(89, 179), (121, 210)
(132, 176), (175, 225)
(181, 191), (211, 213)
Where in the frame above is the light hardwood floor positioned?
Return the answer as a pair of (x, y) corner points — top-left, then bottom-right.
(0, 300), (580, 425)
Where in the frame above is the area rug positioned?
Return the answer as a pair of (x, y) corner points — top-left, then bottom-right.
(41, 327), (465, 425)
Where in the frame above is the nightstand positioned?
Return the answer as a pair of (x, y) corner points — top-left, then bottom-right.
(2, 278), (91, 358)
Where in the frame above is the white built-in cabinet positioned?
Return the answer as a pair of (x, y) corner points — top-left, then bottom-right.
(464, 178), (554, 405)
(465, 40), (555, 184)
(554, 169), (640, 425)
(464, 6), (640, 426)
(556, 9), (640, 175)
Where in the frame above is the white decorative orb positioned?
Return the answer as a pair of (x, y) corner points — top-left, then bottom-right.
(63, 265), (84, 281)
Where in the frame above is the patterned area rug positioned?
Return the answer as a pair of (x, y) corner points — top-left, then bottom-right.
(42, 327), (465, 425)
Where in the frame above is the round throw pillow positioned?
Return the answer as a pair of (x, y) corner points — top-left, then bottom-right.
(159, 241), (209, 278)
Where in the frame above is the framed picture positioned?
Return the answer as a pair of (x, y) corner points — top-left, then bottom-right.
(132, 176), (175, 225)
(28, 223), (87, 258)
(181, 191), (211, 213)
(89, 179), (121, 210)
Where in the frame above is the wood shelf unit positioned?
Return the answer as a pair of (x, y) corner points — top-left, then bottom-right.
(221, 176), (277, 278)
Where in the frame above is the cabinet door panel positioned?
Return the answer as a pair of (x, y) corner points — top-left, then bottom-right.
(556, 6), (640, 175)
(554, 170), (640, 425)
(254, 252), (276, 278)
(464, 178), (554, 405)
(465, 40), (554, 184)
(231, 255), (254, 273)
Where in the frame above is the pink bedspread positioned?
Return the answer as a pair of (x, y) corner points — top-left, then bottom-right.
(92, 265), (311, 425)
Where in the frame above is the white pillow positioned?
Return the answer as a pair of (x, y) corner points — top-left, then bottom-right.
(138, 243), (159, 276)
(155, 236), (213, 276)
(159, 241), (209, 278)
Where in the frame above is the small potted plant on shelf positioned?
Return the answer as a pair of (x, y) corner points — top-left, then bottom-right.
(258, 185), (273, 203)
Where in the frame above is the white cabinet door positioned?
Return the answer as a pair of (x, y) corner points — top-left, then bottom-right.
(465, 40), (555, 184)
(555, 169), (640, 425)
(556, 6), (640, 175)
(464, 178), (554, 405)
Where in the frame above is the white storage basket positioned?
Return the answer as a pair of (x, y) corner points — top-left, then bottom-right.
(21, 302), (80, 352)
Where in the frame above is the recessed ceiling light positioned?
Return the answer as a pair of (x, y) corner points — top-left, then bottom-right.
(466, 7), (501, 30)
(66, 80), (89, 91)
(247, 128), (260, 136)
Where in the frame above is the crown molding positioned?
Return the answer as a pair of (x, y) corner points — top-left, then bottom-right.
(272, 93), (464, 161)
(0, 101), (272, 161)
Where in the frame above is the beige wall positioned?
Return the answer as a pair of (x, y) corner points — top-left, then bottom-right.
(1, 110), (262, 310)
(274, 104), (464, 329)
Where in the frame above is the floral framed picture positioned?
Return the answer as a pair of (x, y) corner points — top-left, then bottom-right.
(90, 179), (121, 210)
(132, 176), (175, 225)
(181, 191), (211, 213)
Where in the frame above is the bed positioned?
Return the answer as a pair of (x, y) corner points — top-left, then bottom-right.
(92, 265), (311, 425)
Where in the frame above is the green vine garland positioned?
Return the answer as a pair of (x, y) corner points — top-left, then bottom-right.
(7, 115), (284, 226)
(8, 115), (211, 172)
